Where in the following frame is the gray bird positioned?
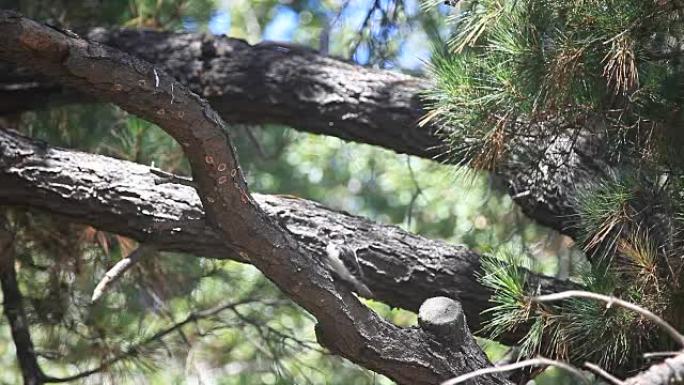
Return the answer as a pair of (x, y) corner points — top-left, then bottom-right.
(325, 239), (373, 298)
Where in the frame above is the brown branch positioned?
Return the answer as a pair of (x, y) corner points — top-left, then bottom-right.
(0, 216), (45, 385)
(0, 27), (611, 235)
(0, 127), (579, 346)
(0, 11), (509, 384)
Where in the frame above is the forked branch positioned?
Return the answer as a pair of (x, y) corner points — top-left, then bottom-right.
(0, 11), (506, 385)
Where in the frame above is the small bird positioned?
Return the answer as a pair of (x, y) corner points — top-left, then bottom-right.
(325, 239), (373, 298)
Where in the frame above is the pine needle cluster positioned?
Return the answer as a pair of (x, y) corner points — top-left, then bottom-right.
(424, 0), (684, 171)
(424, 0), (684, 376)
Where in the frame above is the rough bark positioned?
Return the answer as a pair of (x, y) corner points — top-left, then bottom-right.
(623, 353), (684, 385)
(0, 29), (443, 159)
(0, 27), (610, 235)
(0, 128), (578, 345)
(0, 219), (45, 385)
(0, 11), (510, 385)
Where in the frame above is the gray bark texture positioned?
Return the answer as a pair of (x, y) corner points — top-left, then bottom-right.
(623, 353), (684, 385)
(0, 128), (577, 344)
(0, 27), (611, 235)
(3, 10), (661, 385)
(0, 11), (512, 385)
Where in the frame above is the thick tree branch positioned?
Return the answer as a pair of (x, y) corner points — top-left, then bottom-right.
(0, 28), (610, 235)
(0, 29), (442, 160)
(623, 353), (684, 385)
(0, 128), (578, 345)
(0, 217), (45, 385)
(0, 11), (509, 384)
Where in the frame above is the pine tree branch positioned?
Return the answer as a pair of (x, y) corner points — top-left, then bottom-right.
(42, 298), (268, 383)
(0, 127), (579, 346)
(532, 291), (684, 347)
(0, 27), (611, 236)
(0, 11), (509, 384)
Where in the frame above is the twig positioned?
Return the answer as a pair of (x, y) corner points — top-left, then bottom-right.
(149, 168), (197, 188)
(43, 298), (265, 383)
(229, 306), (324, 354)
(241, 125), (271, 160)
(644, 351), (682, 359)
(584, 362), (625, 385)
(349, 0), (381, 59)
(441, 357), (591, 385)
(91, 244), (154, 303)
(532, 290), (684, 347)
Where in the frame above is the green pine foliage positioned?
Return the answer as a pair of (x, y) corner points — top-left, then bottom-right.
(426, 0), (684, 375)
(478, 246), (668, 374)
(479, 248), (537, 343)
(425, 0), (684, 171)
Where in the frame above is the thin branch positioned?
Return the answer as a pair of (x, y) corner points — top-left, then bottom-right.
(584, 362), (625, 385)
(404, 155), (424, 229)
(240, 125), (273, 160)
(0, 216), (46, 385)
(440, 357), (591, 385)
(532, 290), (684, 347)
(43, 298), (266, 383)
(149, 168), (197, 188)
(349, 0), (381, 59)
(643, 351), (681, 359)
(229, 306), (325, 354)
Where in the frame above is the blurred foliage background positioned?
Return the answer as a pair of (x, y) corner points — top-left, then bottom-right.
(0, 0), (580, 384)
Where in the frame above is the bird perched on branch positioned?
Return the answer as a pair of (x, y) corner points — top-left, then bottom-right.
(325, 237), (373, 298)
